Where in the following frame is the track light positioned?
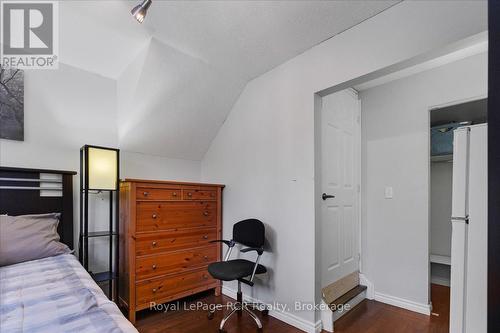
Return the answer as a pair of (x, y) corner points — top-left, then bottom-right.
(131, 0), (152, 24)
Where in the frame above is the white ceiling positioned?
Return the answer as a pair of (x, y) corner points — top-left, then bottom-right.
(59, 0), (400, 160)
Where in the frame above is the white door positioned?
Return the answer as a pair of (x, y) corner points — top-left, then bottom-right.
(320, 89), (361, 287)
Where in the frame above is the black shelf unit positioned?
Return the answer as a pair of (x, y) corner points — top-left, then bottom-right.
(79, 145), (120, 300)
(87, 231), (117, 238)
(91, 271), (118, 283)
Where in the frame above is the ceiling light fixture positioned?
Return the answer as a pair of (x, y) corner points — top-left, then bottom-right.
(131, 0), (152, 24)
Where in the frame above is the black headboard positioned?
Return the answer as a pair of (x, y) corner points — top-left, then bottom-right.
(0, 166), (77, 249)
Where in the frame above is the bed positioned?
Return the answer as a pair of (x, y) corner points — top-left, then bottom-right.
(0, 167), (138, 333)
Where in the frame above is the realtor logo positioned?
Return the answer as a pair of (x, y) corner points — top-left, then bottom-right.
(1, 1), (58, 69)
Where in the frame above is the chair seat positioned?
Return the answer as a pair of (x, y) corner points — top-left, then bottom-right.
(208, 259), (267, 281)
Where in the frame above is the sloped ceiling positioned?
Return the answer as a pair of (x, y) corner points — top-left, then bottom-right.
(58, 0), (399, 160)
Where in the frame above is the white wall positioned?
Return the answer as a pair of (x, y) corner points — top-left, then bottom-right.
(0, 63), (118, 168)
(430, 162), (453, 257)
(201, 1), (487, 329)
(121, 151), (200, 182)
(360, 52), (487, 309)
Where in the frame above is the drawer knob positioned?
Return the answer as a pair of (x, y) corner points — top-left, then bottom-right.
(152, 241), (157, 247)
(152, 213), (158, 219)
(203, 274), (208, 280)
(203, 211), (209, 216)
(187, 192), (192, 197)
(172, 192), (177, 197)
(143, 191), (149, 197)
(203, 235), (208, 240)
(152, 288), (157, 293)
(210, 192), (215, 197)
(204, 256), (208, 260)
(152, 264), (157, 270)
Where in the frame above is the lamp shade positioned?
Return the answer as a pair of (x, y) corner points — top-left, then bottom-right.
(87, 147), (118, 190)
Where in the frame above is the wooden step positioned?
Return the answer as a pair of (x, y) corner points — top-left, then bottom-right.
(322, 271), (360, 304)
(328, 285), (367, 311)
(321, 284), (368, 332)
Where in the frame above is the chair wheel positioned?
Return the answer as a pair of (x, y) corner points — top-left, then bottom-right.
(262, 309), (269, 316)
(207, 311), (214, 320)
(219, 329), (225, 333)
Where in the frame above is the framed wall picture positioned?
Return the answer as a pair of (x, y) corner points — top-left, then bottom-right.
(0, 67), (24, 141)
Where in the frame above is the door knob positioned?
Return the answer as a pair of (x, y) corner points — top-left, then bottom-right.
(322, 193), (335, 200)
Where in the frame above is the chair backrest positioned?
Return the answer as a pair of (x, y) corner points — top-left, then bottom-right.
(232, 219), (265, 248)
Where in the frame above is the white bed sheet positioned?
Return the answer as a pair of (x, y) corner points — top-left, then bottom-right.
(0, 254), (138, 333)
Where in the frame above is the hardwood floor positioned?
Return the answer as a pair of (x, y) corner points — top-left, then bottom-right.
(135, 291), (299, 333)
(430, 283), (450, 330)
(333, 284), (449, 333)
(135, 284), (450, 333)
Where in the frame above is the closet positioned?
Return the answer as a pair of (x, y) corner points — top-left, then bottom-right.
(429, 98), (486, 301)
(430, 98), (487, 286)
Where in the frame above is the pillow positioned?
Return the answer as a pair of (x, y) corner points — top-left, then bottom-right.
(0, 213), (71, 266)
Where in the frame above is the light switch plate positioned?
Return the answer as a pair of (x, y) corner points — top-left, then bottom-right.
(385, 186), (393, 199)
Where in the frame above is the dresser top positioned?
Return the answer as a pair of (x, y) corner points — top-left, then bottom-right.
(121, 178), (225, 188)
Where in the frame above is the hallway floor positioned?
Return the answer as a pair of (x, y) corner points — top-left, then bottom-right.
(333, 284), (450, 333)
(134, 284), (450, 333)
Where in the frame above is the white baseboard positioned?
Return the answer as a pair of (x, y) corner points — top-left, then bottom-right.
(359, 273), (374, 300)
(221, 286), (322, 333)
(374, 292), (431, 315)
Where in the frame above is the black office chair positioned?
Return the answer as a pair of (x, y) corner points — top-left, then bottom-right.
(208, 219), (267, 332)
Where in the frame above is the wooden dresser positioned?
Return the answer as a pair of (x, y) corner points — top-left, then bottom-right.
(118, 179), (224, 324)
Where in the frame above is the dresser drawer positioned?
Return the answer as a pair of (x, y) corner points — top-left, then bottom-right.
(183, 188), (217, 201)
(136, 202), (216, 232)
(136, 246), (217, 280)
(136, 228), (217, 256)
(136, 188), (180, 201)
(136, 269), (216, 307)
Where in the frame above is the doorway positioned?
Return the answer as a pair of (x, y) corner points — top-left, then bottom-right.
(313, 34), (487, 332)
